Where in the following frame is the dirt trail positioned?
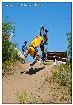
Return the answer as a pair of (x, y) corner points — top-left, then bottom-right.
(2, 61), (71, 104)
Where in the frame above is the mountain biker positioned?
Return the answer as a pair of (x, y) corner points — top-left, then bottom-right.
(24, 35), (46, 66)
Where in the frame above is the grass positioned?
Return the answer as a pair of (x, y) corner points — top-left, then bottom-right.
(2, 60), (18, 76)
(16, 90), (28, 104)
(16, 90), (47, 104)
(49, 63), (72, 96)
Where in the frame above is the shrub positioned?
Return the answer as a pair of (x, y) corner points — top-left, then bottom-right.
(2, 17), (18, 76)
(51, 64), (72, 96)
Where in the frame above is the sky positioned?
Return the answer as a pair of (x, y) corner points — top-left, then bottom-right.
(2, 2), (72, 61)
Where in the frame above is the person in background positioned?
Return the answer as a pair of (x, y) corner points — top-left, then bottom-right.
(22, 41), (27, 54)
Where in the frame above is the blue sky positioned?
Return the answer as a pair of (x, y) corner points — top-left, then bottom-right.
(2, 2), (72, 52)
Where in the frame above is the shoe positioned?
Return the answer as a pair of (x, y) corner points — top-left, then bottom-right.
(30, 63), (33, 66)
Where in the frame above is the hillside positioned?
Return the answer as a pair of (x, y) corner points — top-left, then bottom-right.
(2, 61), (71, 104)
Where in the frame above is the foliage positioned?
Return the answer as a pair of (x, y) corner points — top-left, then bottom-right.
(2, 17), (18, 75)
(66, 32), (72, 61)
(2, 16), (15, 36)
(16, 90), (28, 104)
(2, 61), (15, 76)
(16, 90), (42, 104)
(2, 40), (11, 62)
(50, 64), (72, 96)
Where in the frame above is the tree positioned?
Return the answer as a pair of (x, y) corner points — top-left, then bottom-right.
(2, 17), (17, 63)
(66, 32), (72, 61)
(2, 17), (15, 37)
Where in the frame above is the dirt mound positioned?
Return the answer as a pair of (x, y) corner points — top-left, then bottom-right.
(2, 61), (71, 104)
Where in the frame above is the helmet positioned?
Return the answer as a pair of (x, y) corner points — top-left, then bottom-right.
(24, 41), (27, 44)
(28, 47), (35, 57)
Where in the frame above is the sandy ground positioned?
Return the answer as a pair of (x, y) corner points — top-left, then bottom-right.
(2, 61), (71, 104)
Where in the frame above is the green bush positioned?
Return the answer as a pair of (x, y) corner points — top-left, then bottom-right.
(52, 64), (71, 85)
(2, 17), (18, 76)
(2, 40), (18, 75)
(2, 61), (15, 75)
(66, 32), (72, 62)
(51, 64), (72, 96)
